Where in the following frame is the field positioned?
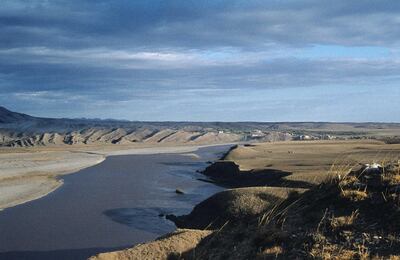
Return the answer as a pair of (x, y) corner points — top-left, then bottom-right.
(225, 140), (400, 185)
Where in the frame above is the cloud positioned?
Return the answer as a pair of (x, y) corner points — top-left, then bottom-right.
(1, 0), (400, 50)
(0, 0), (399, 121)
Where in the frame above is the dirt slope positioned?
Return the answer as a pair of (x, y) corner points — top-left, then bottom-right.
(1, 129), (244, 147)
(89, 229), (212, 260)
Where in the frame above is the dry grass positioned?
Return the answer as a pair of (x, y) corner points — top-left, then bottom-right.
(225, 140), (400, 185)
(341, 190), (368, 201)
(181, 158), (400, 259)
(95, 140), (400, 259)
(181, 143), (400, 259)
(256, 245), (283, 259)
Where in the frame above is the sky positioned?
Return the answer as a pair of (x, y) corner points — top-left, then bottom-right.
(0, 0), (399, 122)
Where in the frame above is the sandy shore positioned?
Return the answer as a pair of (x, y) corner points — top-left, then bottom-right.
(0, 143), (231, 211)
(0, 150), (106, 210)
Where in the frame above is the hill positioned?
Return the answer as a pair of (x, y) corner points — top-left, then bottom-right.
(0, 106), (34, 124)
(0, 106), (400, 147)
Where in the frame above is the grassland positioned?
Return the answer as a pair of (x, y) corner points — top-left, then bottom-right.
(225, 140), (400, 185)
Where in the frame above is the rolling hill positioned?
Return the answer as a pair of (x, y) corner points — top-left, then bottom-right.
(0, 106), (399, 147)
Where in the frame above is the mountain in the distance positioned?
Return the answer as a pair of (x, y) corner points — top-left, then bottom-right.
(0, 106), (35, 124)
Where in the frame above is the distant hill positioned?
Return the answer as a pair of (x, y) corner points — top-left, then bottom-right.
(0, 106), (399, 147)
(0, 106), (35, 124)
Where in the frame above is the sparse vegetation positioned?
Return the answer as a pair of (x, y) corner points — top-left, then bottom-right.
(181, 160), (400, 259)
(92, 141), (400, 260)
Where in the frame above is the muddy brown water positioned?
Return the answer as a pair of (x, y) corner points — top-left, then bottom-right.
(0, 146), (229, 260)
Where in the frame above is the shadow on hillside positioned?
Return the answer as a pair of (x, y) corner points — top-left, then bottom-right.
(202, 160), (317, 189)
(207, 168), (316, 189)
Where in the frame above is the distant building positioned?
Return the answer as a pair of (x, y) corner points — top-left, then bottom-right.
(293, 134), (317, 141)
(250, 130), (265, 138)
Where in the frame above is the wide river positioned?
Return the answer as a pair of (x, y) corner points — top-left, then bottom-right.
(0, 145), (228, 260)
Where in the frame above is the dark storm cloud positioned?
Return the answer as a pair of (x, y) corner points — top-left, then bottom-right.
(2, 0), (400, 50)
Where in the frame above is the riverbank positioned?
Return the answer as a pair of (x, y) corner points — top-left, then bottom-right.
(0, 145), (230, 260)
(91, 140), (400, 259)
(0, 150), (106, 210)
(0, 143), (234, 211)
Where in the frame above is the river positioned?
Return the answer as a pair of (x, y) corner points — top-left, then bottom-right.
(0, 145), (228, 260)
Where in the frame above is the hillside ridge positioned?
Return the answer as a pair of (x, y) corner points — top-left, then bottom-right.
(1, 106), (399, 147)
